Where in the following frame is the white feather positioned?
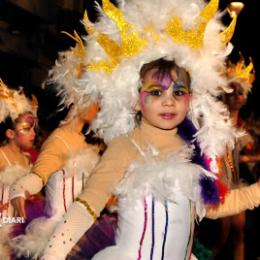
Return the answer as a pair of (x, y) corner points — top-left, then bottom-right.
(115, 145), (214, 220)
(63, 147), (100, 178)
(10, 217), (59, 259)
(0, 165), (30, 185)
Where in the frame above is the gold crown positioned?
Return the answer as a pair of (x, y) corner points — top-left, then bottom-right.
(61, 30), (87, 78)
(0, 78), (38, 116)
(82, 0), (237, 74)
(226, 53), (255, 86)
(0, 78), (18, 109)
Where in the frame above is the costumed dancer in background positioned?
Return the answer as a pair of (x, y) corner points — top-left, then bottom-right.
(8, 34), (101, 259)
(40, 0), (260, 259)
(217, 53), (256, 260)
(0, 78), (38, 259)
(194, 52), (256, 260)
(14, 0), (260, 259)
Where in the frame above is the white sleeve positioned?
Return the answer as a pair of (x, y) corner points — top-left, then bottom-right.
(10, 173), (43, 199)
(42, 201), (94, 259)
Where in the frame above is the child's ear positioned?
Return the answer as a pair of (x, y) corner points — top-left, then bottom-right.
(133, 100), (141, 112)
(5, 129), (15, 140)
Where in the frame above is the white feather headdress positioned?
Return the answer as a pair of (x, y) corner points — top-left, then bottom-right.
(0, 78), (37, 123)
(78, 0), (239, 157)
(42, 31), (100, 123)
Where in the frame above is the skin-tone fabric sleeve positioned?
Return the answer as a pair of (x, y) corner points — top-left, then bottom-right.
(10, 135), (70, 198)
(206, 182), (260, 219)
(42, 201), (94, 259)
(78, 136), (138, 217)
(42, 136), (138, 259)
(0, 150), (6, 171)
(30, 135), (70, 185)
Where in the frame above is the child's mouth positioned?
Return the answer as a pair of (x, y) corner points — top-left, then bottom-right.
(160, 113), (176, 120)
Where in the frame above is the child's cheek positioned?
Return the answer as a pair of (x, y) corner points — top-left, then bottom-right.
(183, 94), (191, 104)
(15, 133), (26, 143)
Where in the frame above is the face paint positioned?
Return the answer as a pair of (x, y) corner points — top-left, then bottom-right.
(139, 90), (150, 109)
(139, 66), (191, 111)
(15, 114), (37, 135)
(172, 83), (190, 101)
(141, 79), (190, 101)
(152, 70), (172, 91)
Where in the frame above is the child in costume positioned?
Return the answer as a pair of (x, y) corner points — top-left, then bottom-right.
(195, 53), (256, 260)
(9, 39), (102, 258)
(216, 54), (255, 260)
(0, 78), (38, 259)
(25, 0), (260, 259)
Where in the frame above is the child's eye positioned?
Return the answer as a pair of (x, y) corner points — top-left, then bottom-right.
(150, 90), (162, 96)
(173, 90), (185, 96)
(17, 127), (31, 134)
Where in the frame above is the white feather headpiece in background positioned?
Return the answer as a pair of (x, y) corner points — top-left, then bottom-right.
(0, 78), (37, 123)
(42, 31), (100, 123)
(226, 52), (255, 94)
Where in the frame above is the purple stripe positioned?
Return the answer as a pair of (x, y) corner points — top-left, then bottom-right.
(150, 197), (155, 260)
(161, 201), (168, 260)
(137, 198), (148, 260)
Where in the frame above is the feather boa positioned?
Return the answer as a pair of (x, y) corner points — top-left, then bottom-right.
(0, 224), (12, 260)
(0, 165), (30, 185)
(115, 145), (216, 220)
(63, 147), (100, 178)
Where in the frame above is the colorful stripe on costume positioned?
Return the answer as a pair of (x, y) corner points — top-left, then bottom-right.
(137, 198), (148, 260)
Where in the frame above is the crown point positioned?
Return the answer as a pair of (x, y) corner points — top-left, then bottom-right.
(228, 2), (245, 17)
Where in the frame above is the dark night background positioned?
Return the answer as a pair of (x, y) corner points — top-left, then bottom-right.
(1, 1), (260, 260)
(0, 0), (259, 119)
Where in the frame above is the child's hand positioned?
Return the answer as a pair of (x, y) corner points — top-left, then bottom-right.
(0, 202), (8, 213)
(11, 196), (27, 220)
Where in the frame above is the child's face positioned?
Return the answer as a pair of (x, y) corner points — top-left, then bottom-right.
(13, 112), (36, 150)
(137, 67), (191, 130)
(226, 82), (247, 111)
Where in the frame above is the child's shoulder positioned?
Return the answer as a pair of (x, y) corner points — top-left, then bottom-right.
(104, 134), (139, 160)
(107, 128), (142, 154)
(109, 134), (133, 147)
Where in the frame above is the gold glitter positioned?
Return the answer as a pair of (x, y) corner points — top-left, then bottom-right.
(102, 0), (147, 56)
(220, 14), (237, 47)
(165, 0), (219, 49)
(0, 78), (17, 109)
(226, 53), (255, 85)
(61, 30), (86, 60)
(87, 0), (147, 73)
(85, 0), (237, 74)
(83, 11), (95, 35)
(76, 197), (97, 220)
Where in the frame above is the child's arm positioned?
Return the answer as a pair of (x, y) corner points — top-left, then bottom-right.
(206, 181), (260, 219)
(42, 201), (95, 260)
(10, 136), (67, 198)
(10, 135), (70, 219)
(42, 136), (137, 259)
(0, 160), (5, 172)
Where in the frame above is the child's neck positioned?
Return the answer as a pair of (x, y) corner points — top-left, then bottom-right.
(7, 140), (23, 154)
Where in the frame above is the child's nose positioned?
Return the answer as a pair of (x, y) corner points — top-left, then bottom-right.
(162, 94), (175, 106)
(31, 128), (36, 138)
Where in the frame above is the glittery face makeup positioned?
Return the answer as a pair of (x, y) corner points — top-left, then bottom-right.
(140, 68), (190, 108)
(137, 65), (191, 130)
(15, 114), (37, 135)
